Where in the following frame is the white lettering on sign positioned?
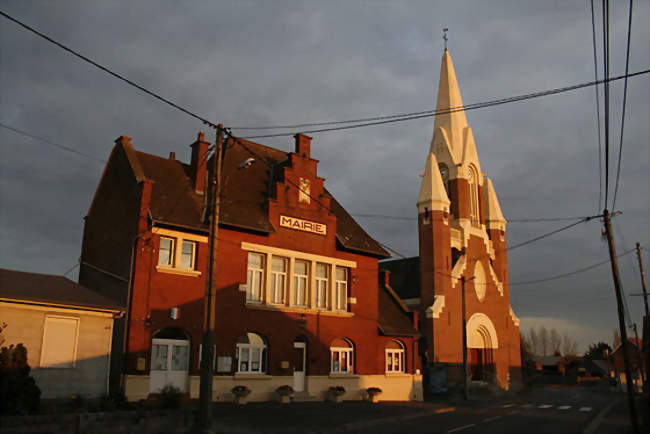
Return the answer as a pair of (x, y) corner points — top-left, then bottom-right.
(280, 215), (326, 236)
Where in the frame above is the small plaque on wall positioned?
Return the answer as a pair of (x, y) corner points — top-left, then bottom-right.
(216, 356), (232, 373)
(137, 357), (146, 371)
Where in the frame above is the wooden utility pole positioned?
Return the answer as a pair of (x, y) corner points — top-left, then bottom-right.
(461, 275), (474, 400)
(603, 209), (639, 434)
(198, 125), (224, 434)
(635, 243), (648, 317)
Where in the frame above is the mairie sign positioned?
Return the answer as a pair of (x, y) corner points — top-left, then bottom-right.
(279, 215), (326, 236)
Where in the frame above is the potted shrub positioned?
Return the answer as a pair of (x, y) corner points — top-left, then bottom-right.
(327, 385), (346, 403)
(275, 385), (294, 403)
(365, 387), (382, 403)
(231, 385), (251, 405)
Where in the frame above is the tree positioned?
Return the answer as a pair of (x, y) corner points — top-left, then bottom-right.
(539, 327), (549, 356)
(0, 326), (41, 414)
(562, 332), (578, 356)
(550, 328), (561, 356)
(528, 328), (539, 356)
(612, 329), (621, 348)
(584, 342), (612, 360)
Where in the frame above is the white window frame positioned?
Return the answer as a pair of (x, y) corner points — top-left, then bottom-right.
(158, 237), (175, 266)
(386, 347), (405, 373)
(335, 267), (348, 311)
(270, 256), (287, 305)
(330, 346), (353, 374)
(236, 343), (266, 374)
(246, 252), (265, 303)
(153, 228), (206, 277)
(40, 315), (80, 368)
(179, 240), (197, 270)
(315, 263), (329, 309)
(293, 260), (309, 307)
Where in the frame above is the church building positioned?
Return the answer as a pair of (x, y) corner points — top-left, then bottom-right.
(380, 49), (522, 391)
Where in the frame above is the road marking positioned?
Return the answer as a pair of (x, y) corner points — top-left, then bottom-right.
(557, 405), (572, 410)
(448, 424), (476, 433)
(435, 407), (456, 414)
(520, 404), (534, 408)
(501, 403), (516, 408)
(579, 407), (592, 412)
(482, 416), (502, 423)
(583, 398), (621, 434)
(538, 404), (553, 409)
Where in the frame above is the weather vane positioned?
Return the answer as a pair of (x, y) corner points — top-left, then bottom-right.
(443, 28), (448, 51)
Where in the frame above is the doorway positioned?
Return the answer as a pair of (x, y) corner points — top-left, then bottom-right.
(150, 328), (190, 393)
(293, 341), (306, 392)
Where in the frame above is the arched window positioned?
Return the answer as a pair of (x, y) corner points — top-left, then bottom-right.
(467, 165), (480, 227)
(235, 332), (267, 374)
(330, 338), (354, 374)
(385, 340), (405, 373)
(438, 163), (450, 196)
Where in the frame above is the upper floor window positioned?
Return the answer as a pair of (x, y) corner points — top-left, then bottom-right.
(270, 257), (287, 304)
(246, 252), (264, 303)
(385, 340), (405, 373)
(235, 332), (267, 374)
(330, 337), (354, 374)
(180, 240), (196, 269)
(335, 267), (348, 311)
(293, 260), (309, 307)
(315, 263), (329, 309)
(467, 165), (480, 228)
(158, 237), (175, 266)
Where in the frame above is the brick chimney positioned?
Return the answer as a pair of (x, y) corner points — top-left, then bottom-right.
(294, 133), (311, 158)
(190, 131), (209, 194)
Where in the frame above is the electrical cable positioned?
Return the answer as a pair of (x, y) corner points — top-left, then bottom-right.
(590, 0), (604, 212)
(351, 214), (597, 223)
(603, 0), (610, 208)
(0, 10), (219, 130)
(611, 0), (634, 211)
(1, 122), (106, 163)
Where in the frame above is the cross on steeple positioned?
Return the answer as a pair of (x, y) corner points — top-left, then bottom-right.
(443, 28), (448, 51)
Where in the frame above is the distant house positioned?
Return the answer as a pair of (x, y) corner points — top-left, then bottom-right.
(611, 338), (644, 392)
(0, 268), (123, 399)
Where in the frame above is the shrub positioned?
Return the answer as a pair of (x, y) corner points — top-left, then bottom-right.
(329, 385), (345, 395)
(160, 384), (182, 409)
(0, 343), (41, 415)
(366, 387), (382, 396)
(276, 385), (294, 396)
(231, 385), (251, 397)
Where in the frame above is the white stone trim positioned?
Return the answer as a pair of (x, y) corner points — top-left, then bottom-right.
(425, 295), (446, 319)
(241, 242), (356, 268)
(509, 306), (520, 327)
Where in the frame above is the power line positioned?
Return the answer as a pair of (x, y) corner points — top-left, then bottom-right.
(504, 215), (600, 254)
(590, 0), (603, 212)
(1, 122), (106, 163)
(351, 214), (597, 223)
(236, 70), (650, 139)
(603, 0), (611, 208)
(611, 0), (634, 211)
(0, 10), (219, 130)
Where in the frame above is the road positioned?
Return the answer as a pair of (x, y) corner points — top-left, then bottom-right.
(372, 387), (630, 434)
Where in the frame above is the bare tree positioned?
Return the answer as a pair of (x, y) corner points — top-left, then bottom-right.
(562, 332), (578, 356)
(528, 328), (539, 356)
(612, 329), (621, 348)
(539, 326), (549, 356)
(550, 328), (561, 356)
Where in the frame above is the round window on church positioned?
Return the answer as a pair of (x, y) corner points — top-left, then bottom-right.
(473, 260), (487, 301)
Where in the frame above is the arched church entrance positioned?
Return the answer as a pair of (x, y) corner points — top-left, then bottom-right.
(466, 313), (498, 381)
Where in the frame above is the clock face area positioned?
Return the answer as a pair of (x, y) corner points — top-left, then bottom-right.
(438, 163), (449, 181)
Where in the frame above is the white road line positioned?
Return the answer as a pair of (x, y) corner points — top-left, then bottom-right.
(448, 423), (476, 433)
(520, 404), (534, 408)
(579, 407), (592, 412)
(538, 404), (553, 409)
(501, 403), (516, 408)
(482, 416), (502, 423)
(557, 405), (572, 410)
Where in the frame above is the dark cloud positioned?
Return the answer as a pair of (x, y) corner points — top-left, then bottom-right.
(1, 0), (648, 352)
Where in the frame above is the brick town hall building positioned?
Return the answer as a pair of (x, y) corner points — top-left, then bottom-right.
(381, 49), (522, 391)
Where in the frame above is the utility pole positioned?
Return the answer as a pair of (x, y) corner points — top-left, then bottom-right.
(635, 243), (648, 317)
(603, 209), (639, 434)
(461, 275), (475, 400)
(198, 124), (224, 434)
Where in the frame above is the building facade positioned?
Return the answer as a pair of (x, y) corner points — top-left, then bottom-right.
(79, 133), (422, 402)
(0, 268), (122, 399)
(381, 50), (522, 391)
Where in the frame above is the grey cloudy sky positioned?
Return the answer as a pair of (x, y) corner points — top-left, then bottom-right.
(1, 1), (648, 353)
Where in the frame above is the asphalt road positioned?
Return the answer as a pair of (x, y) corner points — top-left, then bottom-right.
(372, 387), (627, 434)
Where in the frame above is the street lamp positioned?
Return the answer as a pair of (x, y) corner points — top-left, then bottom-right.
(198, 126), (255, 433)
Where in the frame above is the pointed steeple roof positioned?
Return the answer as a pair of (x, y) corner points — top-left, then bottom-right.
(417, 152), (450, 214)
(484, 176), (506, 230)
(430, 50), (470, 156)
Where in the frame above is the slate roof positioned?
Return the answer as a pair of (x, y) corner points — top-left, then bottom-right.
(379, 257), (421, 299)
(378, 282), (419, 337)
(0, 268), (123, 312)
(122, 136), (389, 258)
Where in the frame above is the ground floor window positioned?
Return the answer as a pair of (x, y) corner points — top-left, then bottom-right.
(385, 340), (405, 373)
(330, 337), (354, 374)
(235, 332), (267, 374)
